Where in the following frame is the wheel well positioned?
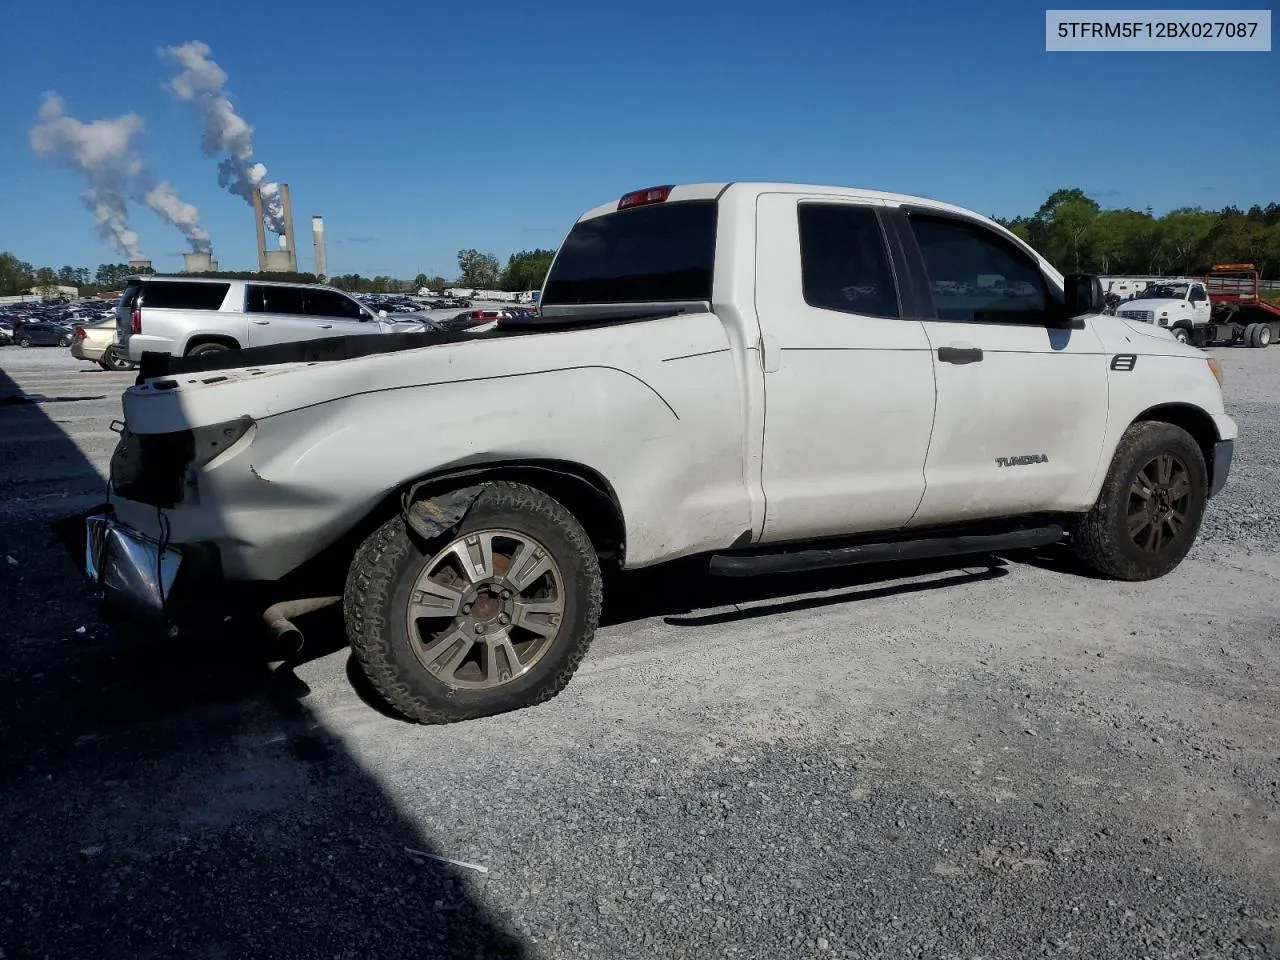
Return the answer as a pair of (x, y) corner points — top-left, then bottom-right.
(185, 334), (240, 354)
(1133, 403), (1219, 472)
(352, 460), (626, 566)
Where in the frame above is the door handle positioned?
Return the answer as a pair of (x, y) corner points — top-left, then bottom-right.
(938, 346), (983, 364)
(251, 319), (270, 325)
(317, 324), (332, 329)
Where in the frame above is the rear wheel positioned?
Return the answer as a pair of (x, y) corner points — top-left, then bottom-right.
(17, 337), (31, 348)
(344, 482), (603, 723)
(1070, 421), (1207, 581)
(99, 346), (133, 371)
(1256, 323), (1272, 348)
(1243, 323), (1258, 345)
(186, 342), (231, 357)
(58, 336), (71, 347)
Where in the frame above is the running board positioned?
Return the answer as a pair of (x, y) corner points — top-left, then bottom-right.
(707, 524), (1064, 578)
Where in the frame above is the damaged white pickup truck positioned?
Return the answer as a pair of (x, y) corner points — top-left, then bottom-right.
(86, 181), (1237, 723)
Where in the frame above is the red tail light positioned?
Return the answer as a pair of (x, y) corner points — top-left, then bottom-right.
(618, 185), (673, 210)
(73, 326), (87, 340)
(131, 306), (141, 335)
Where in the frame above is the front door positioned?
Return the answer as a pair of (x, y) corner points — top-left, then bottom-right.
(754, 193), (937, 543)
(1188, 282), (1211, 325)
(892, 209), (1110, 525)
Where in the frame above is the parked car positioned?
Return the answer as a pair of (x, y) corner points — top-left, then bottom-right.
(86, 180), (1235, 726)
(70, 316), (134, 370)
(0, 322), (12, 346)
(13, 321), (73, 348)
(115, 276), (432, 361)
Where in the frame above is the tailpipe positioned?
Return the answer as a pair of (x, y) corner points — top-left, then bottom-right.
(263, 596), (342, 652)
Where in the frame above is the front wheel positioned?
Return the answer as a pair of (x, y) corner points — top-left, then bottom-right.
(1171, 326), (1190, 344)
(344, 482), (603, 723)
(17, 337), (31, 348)
(58, 336), (71, 347)
(1070, 421), (1208, 581)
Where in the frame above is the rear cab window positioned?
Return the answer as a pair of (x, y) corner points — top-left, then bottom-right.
(140, 281), (231, 311)
(540, 200), (718, 305)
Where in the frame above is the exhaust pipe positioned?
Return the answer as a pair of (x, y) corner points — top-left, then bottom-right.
(262, 596), (342, 651)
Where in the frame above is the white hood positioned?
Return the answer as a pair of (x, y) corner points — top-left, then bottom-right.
(1116, 298), (1188, 316)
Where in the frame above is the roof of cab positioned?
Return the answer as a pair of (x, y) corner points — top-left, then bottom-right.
(575, 181), (995, 224)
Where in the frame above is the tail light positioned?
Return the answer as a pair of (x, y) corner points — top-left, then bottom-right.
(131, 306), (141, 335)
(73, 326), (87, 340)
(618, 185), (673, 210)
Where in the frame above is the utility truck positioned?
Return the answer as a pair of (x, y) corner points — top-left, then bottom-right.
(85, 182), (1236, 723)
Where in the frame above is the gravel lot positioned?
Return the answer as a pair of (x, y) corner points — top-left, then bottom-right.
(1, 343), (1277, 959)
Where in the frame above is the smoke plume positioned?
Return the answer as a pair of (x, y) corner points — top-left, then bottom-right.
(29, 93), (146, 260)
(162, 41), (285, 234)
(29, 93), (213, 255)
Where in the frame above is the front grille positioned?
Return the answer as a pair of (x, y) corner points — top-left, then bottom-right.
(1118, 309), (1154, 322)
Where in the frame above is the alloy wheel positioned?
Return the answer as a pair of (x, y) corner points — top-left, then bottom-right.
(405, 528), (566, 690)
(1127, 453), (1192, 554)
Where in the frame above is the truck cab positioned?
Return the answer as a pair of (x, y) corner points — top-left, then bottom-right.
(1115, 278), (1212, 342)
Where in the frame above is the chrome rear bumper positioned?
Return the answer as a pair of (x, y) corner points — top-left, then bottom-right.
(85, 513), (181, 622)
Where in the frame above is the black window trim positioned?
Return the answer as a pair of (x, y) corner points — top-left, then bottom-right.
(886, 204), (1063, 327)
(795, 200), (904, 320)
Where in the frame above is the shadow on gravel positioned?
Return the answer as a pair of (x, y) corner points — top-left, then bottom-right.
(0, 362), (527, 959)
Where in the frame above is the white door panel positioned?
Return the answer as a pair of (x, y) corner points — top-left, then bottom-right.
(911, 321), (1110, 523)
(754, 193), (936, 542)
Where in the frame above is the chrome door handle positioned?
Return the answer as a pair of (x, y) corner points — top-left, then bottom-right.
(318, 324), (332, 329)
(251, 319), (270, 325)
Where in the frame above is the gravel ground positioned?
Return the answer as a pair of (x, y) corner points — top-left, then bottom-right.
(1, 343), (1277, 959)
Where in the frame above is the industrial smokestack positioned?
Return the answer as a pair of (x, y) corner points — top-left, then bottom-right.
(252, 188), (268, 272)
(312, 215), (327, 280)
(279, 183), (297, 272)
(183, 251), (214, 273)
(128, 258), (153, 274)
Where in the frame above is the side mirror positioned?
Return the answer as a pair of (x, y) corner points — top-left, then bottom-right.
(1063, 274), (1104, 317)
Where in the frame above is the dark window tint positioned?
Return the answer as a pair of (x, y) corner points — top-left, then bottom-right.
(303, 289), (365, 319)
(541, 200), (717, 304)
(1189, 285), (1207, 302)
(910, 215), (1049, 323)
(140, 281), (229, 311)
(798, 204), (899, 318)
(119, 281), (143, 310)
(247, 285), (306, 314)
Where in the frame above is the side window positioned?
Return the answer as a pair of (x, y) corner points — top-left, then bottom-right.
(256, 286), (306, 315)
(1189, 285), (1207, 302)
(245, 285), (268, 313)
(909, 214), (1050, 323)
(140, 282), (230, 311)
(797, 203), (900, 318)
(302, 289), (365, 320)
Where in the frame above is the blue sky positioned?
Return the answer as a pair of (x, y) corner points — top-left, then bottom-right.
(0, 0), (1275, 278)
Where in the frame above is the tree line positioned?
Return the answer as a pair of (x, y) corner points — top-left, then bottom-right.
(6, 191), (1277, 301)
(995, 189), (1280, 279)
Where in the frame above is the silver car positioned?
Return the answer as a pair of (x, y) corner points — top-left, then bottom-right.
(116, 275), (429, 361)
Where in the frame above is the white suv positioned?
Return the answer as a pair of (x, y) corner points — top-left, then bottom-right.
(116, 275), (428, 361)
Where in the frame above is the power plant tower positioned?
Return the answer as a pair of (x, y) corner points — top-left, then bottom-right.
(312, 215), (327, 280)
(182, 252), (218, 273)
(253, 182), (298, 273)
(128, 258), (153, 274)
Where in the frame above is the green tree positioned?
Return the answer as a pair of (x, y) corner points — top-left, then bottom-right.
(1032, 188), (1101, 272)
(0, 253), (34, 296)
(413, 273), (431, 291)
(500, 249), (555, 291)
(457, 249), (500, 289)
(33, 266), (61, 297)
(1158, 208), (1216, 274)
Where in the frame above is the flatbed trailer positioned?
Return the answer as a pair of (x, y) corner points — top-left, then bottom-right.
(1193, 264), (1280, 348)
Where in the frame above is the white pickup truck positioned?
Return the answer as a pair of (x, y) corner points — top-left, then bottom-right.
(86, 181), (1237, 723)
(1115, 278), (1213, 343)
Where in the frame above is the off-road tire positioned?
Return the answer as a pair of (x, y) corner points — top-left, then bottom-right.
(1070, 421), (1207, 581)
(186, 342), (231, 357)
(344, 482), (603, 723)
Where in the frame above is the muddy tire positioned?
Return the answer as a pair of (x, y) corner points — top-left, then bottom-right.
(344, 482), (603, 723)
(1070, 421), (1207, 581)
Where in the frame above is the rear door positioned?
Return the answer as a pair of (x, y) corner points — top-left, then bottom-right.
(754, 194), (937, 542)
(888, 207), (1109, 524)
(244, 285), (318, 347)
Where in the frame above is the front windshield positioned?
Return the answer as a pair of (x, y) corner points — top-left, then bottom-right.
(1144, 282), (1189, 300)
